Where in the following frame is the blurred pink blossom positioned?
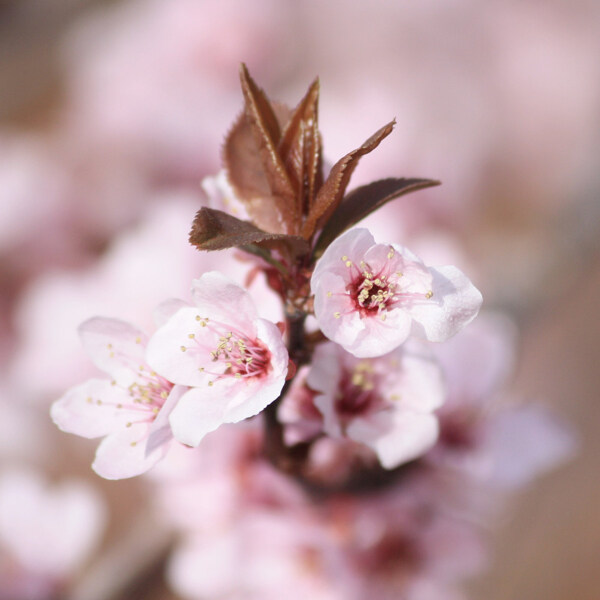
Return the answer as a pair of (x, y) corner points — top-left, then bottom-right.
(0, 468), (105, 599)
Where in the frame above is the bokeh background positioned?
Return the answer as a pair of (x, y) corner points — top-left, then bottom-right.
(1, 0), (599, 598)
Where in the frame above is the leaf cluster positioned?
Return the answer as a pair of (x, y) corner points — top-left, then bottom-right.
(190, 64), (439, 265)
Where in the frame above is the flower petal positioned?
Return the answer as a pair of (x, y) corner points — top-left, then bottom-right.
(146, 306), (217, 387)
(92, 423), (169, 479)
(78, 317), (148, 386)
(345, 308), (412, 358)
(168, 385), (234, 447)
(191, 271), (258, 334)
(51, 378), (132, 439)
(311, 227), (375, 288)
(145, 384), (187, 456)
(386, 342), (446, 412)
(347, 411), (439, 469)
(408, 266), (482, 343)
(153, 298), (190, 328)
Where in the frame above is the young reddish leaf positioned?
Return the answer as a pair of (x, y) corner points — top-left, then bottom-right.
(223, 113), (282, 233)
(239, 63), (282, 145)
(306, 116), (324, 216)
(313, 177), (441, 256)
(239, 64), (296, 232)
(278, 78), (322, 220)
(190, 207), (310, 257)
(301, 120), (396, 239)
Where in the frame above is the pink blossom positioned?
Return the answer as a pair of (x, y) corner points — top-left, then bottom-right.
(149, 424), (336, 600)
(302, 341), (445, 469)
(61, 0), (296, 183)
(0, 468), (105, 597)
(328, 477), (486, 600)
(146, 272), (288, 446)
(168, 509), (339, 600)
(311, 228), (482, 358)
(51, 317), (186, 479)
(428, 313), (575, 492)
(478, 402), (576, 491)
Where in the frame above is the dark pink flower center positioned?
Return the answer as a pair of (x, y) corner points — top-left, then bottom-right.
(182, 316), (272, 385)
(335, 361), (384, 424)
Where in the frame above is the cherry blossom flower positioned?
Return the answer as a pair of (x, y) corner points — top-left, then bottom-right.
(146, 272), (288, 446)
(51, 317), (186, 479)
(427, 313), (576, 493)
(297, 341), (445, 470)
(0, 468), (105, 598)
(311, 228), (482, 358)
(329, 476), (486, 600)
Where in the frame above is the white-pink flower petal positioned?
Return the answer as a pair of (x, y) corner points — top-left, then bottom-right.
(168, 384), (238, 447)
(191, 271), (258, 334)
(408, 266), (483, 343)
(51, 378), (132, 438)
(92, 422), (172, 480)
(347, 411), (440, 469)
(78, 317), (148, 387)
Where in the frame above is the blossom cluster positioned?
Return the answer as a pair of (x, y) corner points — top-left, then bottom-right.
(47, 66), (573, 600)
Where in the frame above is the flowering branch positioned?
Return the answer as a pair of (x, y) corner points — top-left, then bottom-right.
(51, 64), (482, 491)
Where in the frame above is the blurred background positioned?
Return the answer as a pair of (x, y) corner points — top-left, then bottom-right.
(0, 0), (599, 598)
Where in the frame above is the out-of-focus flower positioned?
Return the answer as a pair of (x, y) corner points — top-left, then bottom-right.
(51, 317), (187, 479)
(428, 313), (576, 492)
(147, 272), (288, 446)
(151, 424), (336, 600)
(153, 421), (486, 600)
(0, 468), (105, 599)
(328, 477), (486, 600)
(280, 341), (445, 469)
(168, 510), (338, 600)
(311, 228), (482, 357)
(61, 0), (298, 183)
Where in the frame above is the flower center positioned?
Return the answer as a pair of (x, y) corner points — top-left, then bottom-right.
(354, 272), (398, 314)
(210, 331), (271, 380)
(335, 249), (433, 322)
(182, 316), (271, 385)
(128, 373), (174, 414)
(335, 361), (383, 422)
